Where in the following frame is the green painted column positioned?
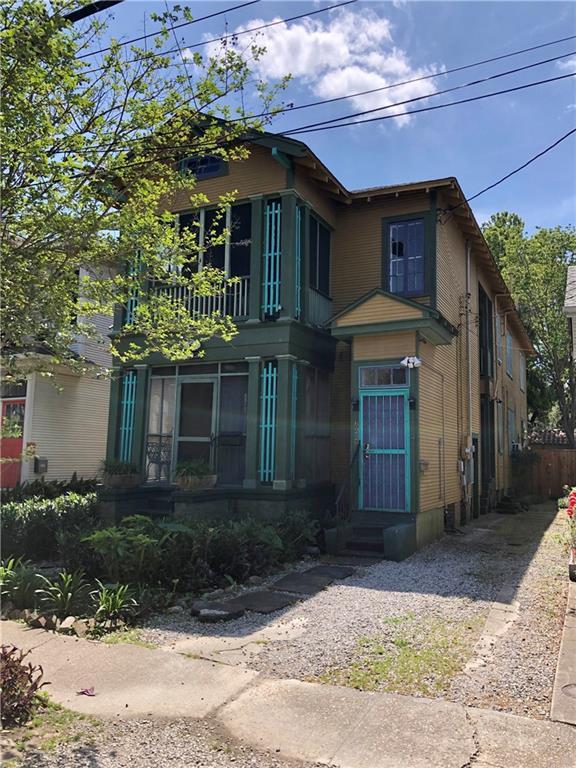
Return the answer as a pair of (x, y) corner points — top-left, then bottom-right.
(273, 354), (297, 490)
(243, 356), (261, 488)
(279, 192), (297, 320)
(106, 367), (122, 460)
(301, 203), (311, 324)
(248, 196), (263, 322)
(131, 365), (149, 471)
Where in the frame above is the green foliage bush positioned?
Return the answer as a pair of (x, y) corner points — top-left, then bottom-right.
(90, 581), (138, 626)
(0, 645), (49, 727)
(1, 493), (99, 563)
(0, 557), (43, 610)
(36, 570), (91, 619)
(1, 475), (97, 503)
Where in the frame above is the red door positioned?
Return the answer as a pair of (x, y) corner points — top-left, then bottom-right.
(0, 399), (26, 488)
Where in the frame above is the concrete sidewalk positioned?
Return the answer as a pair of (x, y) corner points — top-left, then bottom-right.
(551, 580), (576, 726)
(3, 621), (576, 768)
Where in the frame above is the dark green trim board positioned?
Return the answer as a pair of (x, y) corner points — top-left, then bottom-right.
(429, 191), (438, 310)
(332, 317), (456, 346)
(274, 355), (298, 489)
(243, 357), (261, 488)
(106, 368), (122, 460)
(381, 208), (437, 306)
(280, 192), (297, 319)
(248, 196), (263, 321)
(132, 366), (149, 472)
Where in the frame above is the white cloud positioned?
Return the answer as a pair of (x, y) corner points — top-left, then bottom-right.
(557, 56), (576, 71)
(190, 8), (441, 130)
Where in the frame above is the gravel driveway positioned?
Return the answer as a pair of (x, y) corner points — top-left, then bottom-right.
(141, 502), (567, 720)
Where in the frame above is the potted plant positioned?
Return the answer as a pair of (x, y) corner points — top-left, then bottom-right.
(175, 459), (217, 491)
(101, 459), (141, 489)
(566, 489), (576, 582)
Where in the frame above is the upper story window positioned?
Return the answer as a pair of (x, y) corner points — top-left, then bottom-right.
(178, 202), (252, 278)
(496, 314), (503, 363)
(478, 285), (494, 379)
(180, 155), (227, 180)
(359, 365), (408, 388)
(506, 330), (513, 377)
(519, 351), (526, 392)
(388, 218), (425, 297)
(309, 216), (331, 296)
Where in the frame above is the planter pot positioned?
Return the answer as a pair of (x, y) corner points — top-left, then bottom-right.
(176, 474), (218, 491)
(102, 473), (141, 489)
(570, 547), (576, 583)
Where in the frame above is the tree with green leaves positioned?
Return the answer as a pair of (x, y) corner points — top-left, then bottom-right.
(1, 0), (286, 382)
(482, 212), (576, 443)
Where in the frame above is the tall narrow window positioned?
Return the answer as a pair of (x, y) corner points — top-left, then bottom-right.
(309, 217), (331, 296)
(478, 285), (494, 378)
(119, 370), (137, 463)
(229, 203), (252, 278)
(262, 199), (282, 316)
(388, 219), (425, 296)
(496, 314), (503, 363)
(506, 330), (513, 377)
(519, 352), (526, 392)
(259, 361), (278, 482)
(507, 406), (516, 455)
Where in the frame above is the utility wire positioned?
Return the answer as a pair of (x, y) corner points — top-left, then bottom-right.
(16, 73), (576, 189)
(82, 0), (357, 75)
(274, 49), (576, 133)
(46, 49), (576, 157)
(444, 127), (576, 210)
(77, 0), (260, 58)
(283, 71), (576, 135)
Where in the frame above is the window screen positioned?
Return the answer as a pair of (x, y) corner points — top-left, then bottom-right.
(309, 217), (331, 296)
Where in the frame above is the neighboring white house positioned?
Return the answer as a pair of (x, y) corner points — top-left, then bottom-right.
(0, 271), (111, 486)
(563, 265), (576, 359)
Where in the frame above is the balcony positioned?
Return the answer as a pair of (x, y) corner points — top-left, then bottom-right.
(152, 275), (250, 319)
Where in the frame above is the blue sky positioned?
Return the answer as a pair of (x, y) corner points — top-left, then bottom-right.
(96, 1), (575, 232)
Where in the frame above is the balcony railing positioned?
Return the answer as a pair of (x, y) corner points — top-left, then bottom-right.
(307, 288), (333, 328)
(153, 275), (250, 319)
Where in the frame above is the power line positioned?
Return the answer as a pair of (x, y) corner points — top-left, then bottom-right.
(15, 73), (576, 189)
(444, 127), (576, 210)
(283, 71), (576, 135)
(77, 0), (260, 59)
(274, 49), (576, 133)
(82, 0), (357, 75)
(45, 49), (576, 157)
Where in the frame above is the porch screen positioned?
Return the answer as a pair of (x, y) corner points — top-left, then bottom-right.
(302, 368), (331, 483)
(217, 376), (248, 485)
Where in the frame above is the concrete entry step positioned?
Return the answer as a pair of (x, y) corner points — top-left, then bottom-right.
(271, 572), (333, 595)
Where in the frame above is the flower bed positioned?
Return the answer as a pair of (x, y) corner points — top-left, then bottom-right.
(558, 487), (576, 581)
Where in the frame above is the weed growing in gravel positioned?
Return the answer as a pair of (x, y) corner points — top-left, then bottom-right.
(100, 628), (158, 649)
(320, 615), (484, 697)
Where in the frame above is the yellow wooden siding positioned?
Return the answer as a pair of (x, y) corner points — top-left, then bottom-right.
(293, 166), (338, 228)
(335, 293), (423, 327)
(168, 145), (286, 211)
(418, 339), (461, 512)
(22, 372), (110, 481)
(331, 193), (431, 314)
(353, 331), (416, 361)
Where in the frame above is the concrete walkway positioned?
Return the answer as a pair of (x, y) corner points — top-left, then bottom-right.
(551, 580), (576, 726)
(3, 621), (575, 768)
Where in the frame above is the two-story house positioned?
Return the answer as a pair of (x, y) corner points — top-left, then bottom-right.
(103, 133), (532, 558)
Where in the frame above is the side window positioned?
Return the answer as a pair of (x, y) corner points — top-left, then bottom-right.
(388, 218), (425, 297)
(359, 366), (409, 388)
(180, 155), (226, 180)
(506, 330), (513, 377)
(309, 217), (331, 296)
(496, 314), (503, 363)
(497, 401), (504, 454)
(519, 352), (526, 392)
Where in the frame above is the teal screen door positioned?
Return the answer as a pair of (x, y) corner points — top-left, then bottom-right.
(359, 390), (410, 511)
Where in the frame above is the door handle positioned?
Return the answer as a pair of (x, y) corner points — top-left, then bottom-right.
(364, 442), (370, 459)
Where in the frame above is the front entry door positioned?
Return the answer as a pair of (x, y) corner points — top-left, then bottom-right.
(176, 381), (216, 467)
(359, 390), (410, 511)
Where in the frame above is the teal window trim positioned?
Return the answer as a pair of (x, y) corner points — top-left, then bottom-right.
(119, 370), (137, 462)
(262, 199), (282, 316)
(358, 388), (411, 513)
(259, 361), (278, 482)
(381, 209), (436, 304)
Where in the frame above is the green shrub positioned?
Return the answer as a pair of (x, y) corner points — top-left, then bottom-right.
(90, 581), (138, 626)
(1, 475), (97, 503)
(0, 557), (43, 610)
(1, 492), (99, 562)
(175, 459), (212, 478)
(84, 517), (163, 584)
(275, 510), (320, 560)
(36, 570), (91, 618)
(0, 645), (49, 727)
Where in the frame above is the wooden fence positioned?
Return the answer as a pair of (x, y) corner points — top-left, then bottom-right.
(527, 445), (576, 498)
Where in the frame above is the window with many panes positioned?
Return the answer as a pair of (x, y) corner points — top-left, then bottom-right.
(388, 218), (425, 297)
(180, 155), (226, 180)
(309, 217), (331, 296)
(359, 366), (409, 388)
